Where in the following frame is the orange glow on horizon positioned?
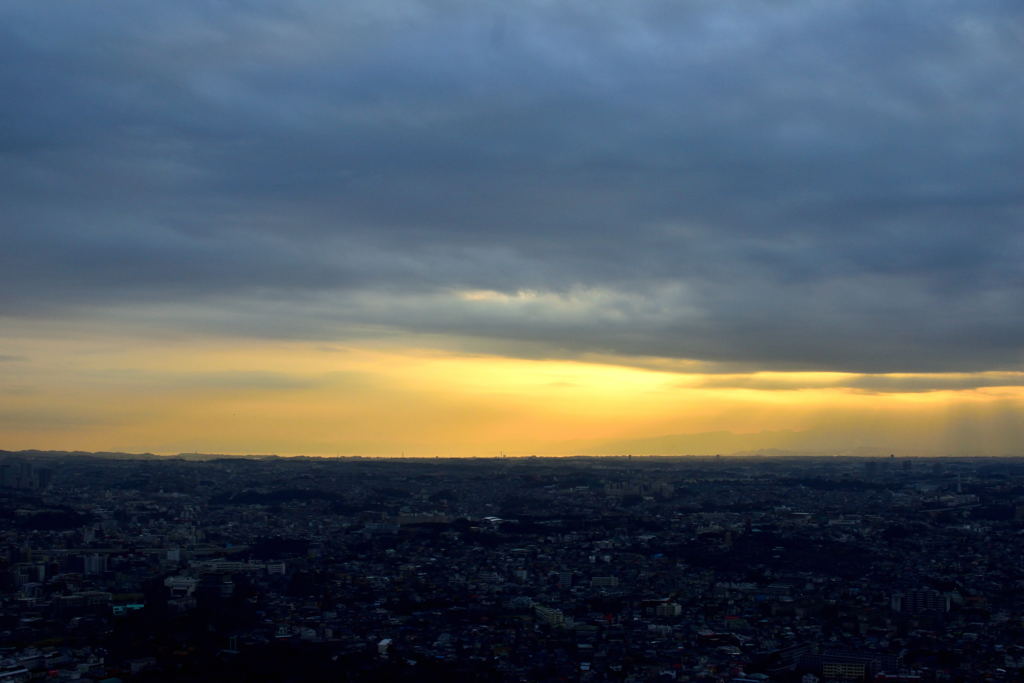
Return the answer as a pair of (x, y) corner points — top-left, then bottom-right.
(1, 329), (1023, 457)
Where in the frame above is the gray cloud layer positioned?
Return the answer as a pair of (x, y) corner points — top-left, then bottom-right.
(3, 1), (1023, 372)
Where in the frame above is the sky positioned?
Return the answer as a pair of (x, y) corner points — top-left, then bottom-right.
(2, 0), (1024, 457)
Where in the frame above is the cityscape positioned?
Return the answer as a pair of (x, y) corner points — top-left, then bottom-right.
(1, 451), (1023, 681)
(4, 1), (1024, 680)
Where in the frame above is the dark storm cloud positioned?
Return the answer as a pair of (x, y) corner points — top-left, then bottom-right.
(2, 0), (1023, 372)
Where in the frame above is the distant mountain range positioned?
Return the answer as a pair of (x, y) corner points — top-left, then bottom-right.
(553, 430), (948, 458)
(2, 437), (1013, 460)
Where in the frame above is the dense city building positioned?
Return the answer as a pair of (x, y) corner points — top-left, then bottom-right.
(0, 451), (1022, 681)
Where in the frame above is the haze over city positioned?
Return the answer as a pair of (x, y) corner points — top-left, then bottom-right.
(3, 1), (1023, 457)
